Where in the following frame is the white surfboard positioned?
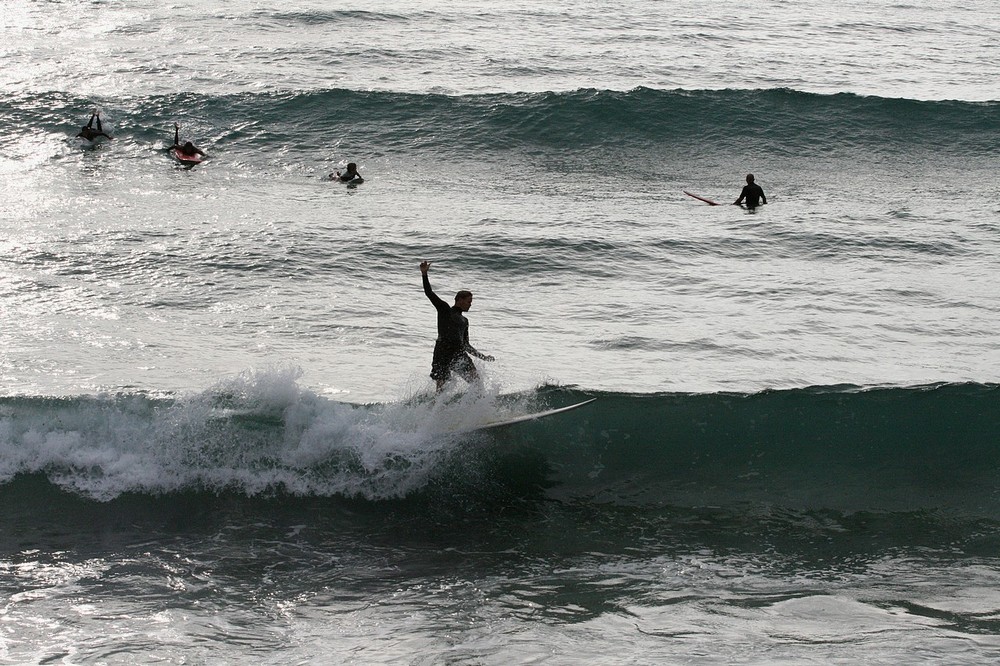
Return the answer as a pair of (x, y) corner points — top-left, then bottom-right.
(458, 398), (596, 433)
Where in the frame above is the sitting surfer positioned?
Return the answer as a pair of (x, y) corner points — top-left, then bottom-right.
(77, 110), (112, 141)
(170, 123), (205, 158)
(420, 261), (495, 392)
(330, 162), (363, 184)
(734, 173), (766, 209)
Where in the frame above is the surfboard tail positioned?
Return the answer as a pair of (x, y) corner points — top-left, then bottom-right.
(683, 190), (722, 206)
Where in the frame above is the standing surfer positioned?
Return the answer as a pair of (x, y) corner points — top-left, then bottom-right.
(734, 173), (767, 209)
(420, 261), (494, 391)
(77, 110), (112, 141)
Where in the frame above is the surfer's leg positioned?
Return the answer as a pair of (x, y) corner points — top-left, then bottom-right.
(452, 354), (480, 385)
(430, 341), (459, 391)
(430, 358), (451, 392)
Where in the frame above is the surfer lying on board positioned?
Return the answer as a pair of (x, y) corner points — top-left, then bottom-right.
(170, 123), (205, 158)
(734, 173), (766, 209)
(420, 261), (495, 391)
(77, 111), (112, 141)
(330, 162), (363, 184)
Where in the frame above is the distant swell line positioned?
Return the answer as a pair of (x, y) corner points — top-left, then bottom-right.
(9, 87), (999, 156)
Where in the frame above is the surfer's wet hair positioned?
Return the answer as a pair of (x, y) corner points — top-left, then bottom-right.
(455, 290), (473, 301)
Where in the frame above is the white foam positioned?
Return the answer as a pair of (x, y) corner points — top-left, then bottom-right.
(0, 367), (538, 501)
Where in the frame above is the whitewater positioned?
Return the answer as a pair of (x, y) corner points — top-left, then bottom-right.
(2, 0), (1000, 663)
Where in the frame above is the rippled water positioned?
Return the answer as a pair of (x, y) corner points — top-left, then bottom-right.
(3, 0), (1000, 663)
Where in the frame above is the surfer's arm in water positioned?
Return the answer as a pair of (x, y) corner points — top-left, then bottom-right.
(335, 163), (364, 184)
(734, 185), (748, 206)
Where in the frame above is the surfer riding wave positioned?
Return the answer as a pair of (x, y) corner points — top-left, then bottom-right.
(420, 261), (494, 392)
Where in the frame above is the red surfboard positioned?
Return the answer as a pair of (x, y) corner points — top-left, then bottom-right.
(172, 148), (204, 165)
(683, 190), (722, 206)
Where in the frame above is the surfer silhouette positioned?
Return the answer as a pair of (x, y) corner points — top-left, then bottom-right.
(330, 162), (363, 184)
(420, 261), (494, 391)
(77, 110), (112, 141)
(170, 123), (205, 158)
(734, 173), (766, 209)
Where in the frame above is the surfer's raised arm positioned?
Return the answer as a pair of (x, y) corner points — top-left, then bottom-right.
(420, 261), (447, 310)
(171, 123), (206, 157)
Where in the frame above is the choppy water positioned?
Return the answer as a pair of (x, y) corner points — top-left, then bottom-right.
(3, 0), (1000, 663)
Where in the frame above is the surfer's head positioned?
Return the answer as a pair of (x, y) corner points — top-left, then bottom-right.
(746, 173), (755, 184)
(346, 162), (358, 173)
(454, 290), (473, 311)
(183, 141), (196, 153)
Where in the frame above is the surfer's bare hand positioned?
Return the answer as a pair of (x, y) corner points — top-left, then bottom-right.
(420, 261), (431, 273)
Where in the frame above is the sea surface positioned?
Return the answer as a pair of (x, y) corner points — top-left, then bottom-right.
(2, 0), (1000, 663)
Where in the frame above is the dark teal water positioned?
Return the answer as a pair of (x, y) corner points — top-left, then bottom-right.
(4, 383), (1000, 661)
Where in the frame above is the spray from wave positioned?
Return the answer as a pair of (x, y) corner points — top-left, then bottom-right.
(0, 367), (540, 501)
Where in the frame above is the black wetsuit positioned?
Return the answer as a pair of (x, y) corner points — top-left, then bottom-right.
(338, 172), (363, 183)
(77, 113), (110, 140)
(423, 273), (482, 383)
(736, 183), (766, 208)
(171, 127), (204, 157)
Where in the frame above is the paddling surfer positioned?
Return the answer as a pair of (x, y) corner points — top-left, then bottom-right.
(330, 162), (363, 184)
(420, 261), (494, 391)
(170, 123), (205, 158)
(734, 173), (766, 209)
(77, 110), (112, 141)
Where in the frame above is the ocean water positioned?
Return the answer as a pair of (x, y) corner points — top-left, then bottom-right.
(2, 0), (1000, 663)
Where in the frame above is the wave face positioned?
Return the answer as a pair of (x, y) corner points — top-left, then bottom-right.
(2, 375), (998, 520)
(10, 88), (1000, 160)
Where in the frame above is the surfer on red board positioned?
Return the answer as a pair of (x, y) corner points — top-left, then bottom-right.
(77, 110), (112, 141)
(734, 173), (766, 209)
(420, 261), (495, 392)
(170, 123), (205, 159)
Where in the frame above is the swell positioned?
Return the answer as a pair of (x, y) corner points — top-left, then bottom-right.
(10, 88), (999, 158)
(0, 377), (997, 518)
(525, 383), (1000, 516)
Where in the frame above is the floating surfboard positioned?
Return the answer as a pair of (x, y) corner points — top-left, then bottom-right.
(458, 398), (596, 433)
(172, 148), (204, 165)
(683, 190), (722, 206)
